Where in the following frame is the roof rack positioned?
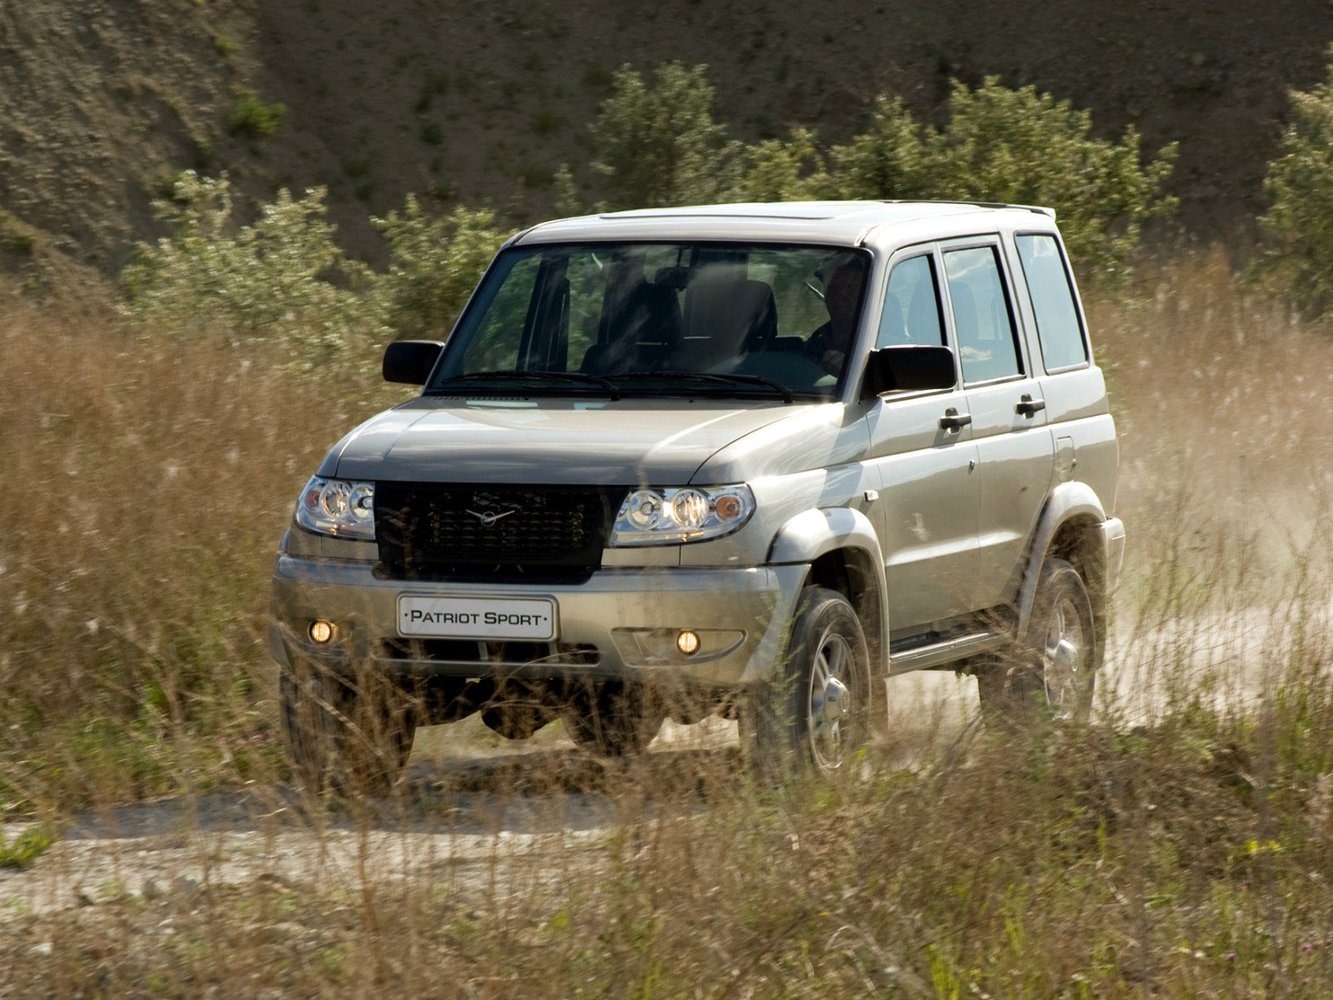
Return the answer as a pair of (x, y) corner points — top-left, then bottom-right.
(878, 199), (1056, 221)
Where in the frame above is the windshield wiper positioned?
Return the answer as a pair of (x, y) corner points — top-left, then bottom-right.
(614, 370), (795, 404)
(430, 370), (621, 401)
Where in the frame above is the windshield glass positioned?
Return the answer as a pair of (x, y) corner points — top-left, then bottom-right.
(427, 242), (871, 399)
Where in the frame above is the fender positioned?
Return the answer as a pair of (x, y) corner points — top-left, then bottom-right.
(767, 507), (892, 672)
(1015, 481), (1110, 640)
(767, 505), (886, 568)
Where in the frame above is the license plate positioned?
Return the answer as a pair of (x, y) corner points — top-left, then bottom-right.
(397, 594), (557, 640)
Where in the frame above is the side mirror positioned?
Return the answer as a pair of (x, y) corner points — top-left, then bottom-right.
(860, 345), (957, 399)
(382, 340), (444, 385)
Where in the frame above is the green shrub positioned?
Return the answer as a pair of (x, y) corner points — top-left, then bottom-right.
(581, 64), (1175, 283)
(589, 62), (742, 209)
(120, 171), (382, 363)
(825, 78), (1177, 283)
(372, 197), (504, 339)
(821, 96), (927, 201)
(0, 826), (53, 869)
(0, 211), (36, 256)
(1255, 45), (1333, 318)
(737, 127), (829, 202)
(228, 91), (286, 138)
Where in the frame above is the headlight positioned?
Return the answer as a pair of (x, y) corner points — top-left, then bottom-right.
(611, 485), (755, 546)
(294, 476), (376, 540)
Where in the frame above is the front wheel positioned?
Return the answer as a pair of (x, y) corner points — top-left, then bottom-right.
(748, 586), (872, 777)
(977, 558), (1097, 728)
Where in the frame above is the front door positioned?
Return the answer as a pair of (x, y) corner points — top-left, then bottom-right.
(865, 250), (980, 632)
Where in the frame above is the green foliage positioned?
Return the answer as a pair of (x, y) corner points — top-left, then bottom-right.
(120, 171), (382, 362)
(824, 79), (1177, 282)
(0, 211), (37, 256)
(228, 91), (286, 138)
(552, 163), (584, 218)
(0, 826), (54, 870)
(581, 66), (1174, 282)
(824, 96), (927, 201)
(119, 175), (507, 357)
(590, 62), (742, 209)
(372, 197), (504, 339)
(930, 78), (1176, 282)
(738, 127), (829, 202)
(1256, 45), (1333, 318)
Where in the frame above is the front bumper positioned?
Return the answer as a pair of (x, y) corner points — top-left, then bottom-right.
(270, 552), (808, 688)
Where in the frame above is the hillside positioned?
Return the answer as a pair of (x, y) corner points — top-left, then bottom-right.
(1, 0), (1331, 286)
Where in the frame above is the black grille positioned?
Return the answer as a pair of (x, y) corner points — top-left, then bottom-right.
(374, 482), (627, 583)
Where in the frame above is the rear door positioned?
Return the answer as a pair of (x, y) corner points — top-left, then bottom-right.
(939, 239), (1054, 612)
(1011, 231), (1119, 506)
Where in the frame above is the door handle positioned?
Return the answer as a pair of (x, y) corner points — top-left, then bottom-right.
(939, 408), (972, 432)
(1015, 394), (1046, 417)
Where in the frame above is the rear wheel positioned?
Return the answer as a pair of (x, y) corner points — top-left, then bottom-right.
(977, 558), (1096, 727)
(279, 660), (417, 797)
(748, 586), (872, 778)
(561, 680), (665, 757)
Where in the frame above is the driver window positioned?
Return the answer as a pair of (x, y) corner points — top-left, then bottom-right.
(878, 254), (944, 349)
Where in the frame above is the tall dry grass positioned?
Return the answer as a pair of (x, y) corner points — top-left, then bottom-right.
(0, 253), (1330, 996)
(1090, 248), (1333, 728)
(0, 300), (405, 808)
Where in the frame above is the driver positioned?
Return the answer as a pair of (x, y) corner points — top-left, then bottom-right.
(806, 253), (866, 375)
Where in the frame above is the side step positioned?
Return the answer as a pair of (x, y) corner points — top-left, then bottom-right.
(888, 630), (1007, 674)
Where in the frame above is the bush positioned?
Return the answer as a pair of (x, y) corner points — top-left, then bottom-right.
(590, 62), (742, 210)
(1255, 45), (1333, 318)
(372, 197), (505, 339)
(821, 96), (927, 202)
(825, 78), (1178, 283)
(228, 91), (286, 138)
(737, 127), (828, 203)
(581, 65), (1175, 283)
(120, 171), (382, 363)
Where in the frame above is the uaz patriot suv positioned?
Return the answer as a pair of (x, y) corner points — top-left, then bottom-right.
(270, 200), (1125, 791)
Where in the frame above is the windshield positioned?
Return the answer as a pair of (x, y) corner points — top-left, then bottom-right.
(427, 242), (871, 400)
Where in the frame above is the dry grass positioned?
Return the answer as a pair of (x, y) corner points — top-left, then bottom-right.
(0, 300), (405, 809)
(1, 254), (1331, 996)
(1091, 248), (1333, 728)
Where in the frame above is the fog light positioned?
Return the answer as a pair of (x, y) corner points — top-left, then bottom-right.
(308, 620), (336, 644)
(676, 629), (701, 656)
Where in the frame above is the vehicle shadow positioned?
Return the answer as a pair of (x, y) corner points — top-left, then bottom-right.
(59, 742), (747, 842)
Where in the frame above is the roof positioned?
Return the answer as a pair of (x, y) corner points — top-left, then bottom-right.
(511, 200), (1057, 249)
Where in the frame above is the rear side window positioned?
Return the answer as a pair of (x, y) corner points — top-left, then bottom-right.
(878, 254), (945, 348)
(943, 246), (1022, 383)
(1015, 234), (1088, 371)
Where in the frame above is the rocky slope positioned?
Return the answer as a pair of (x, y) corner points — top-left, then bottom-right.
(1, 0), (1331, 286)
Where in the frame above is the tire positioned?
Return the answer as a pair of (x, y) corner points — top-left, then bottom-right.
(561, 680), (665, 757)
(279, 659), (417, 797)
(748, 586), (872, 777)
(976, 558), (1097, 728)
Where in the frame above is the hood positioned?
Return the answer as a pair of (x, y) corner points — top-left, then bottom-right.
(322, 397), (839, 486)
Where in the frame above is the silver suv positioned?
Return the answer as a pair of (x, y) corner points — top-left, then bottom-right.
(270, 200), (1125, 791)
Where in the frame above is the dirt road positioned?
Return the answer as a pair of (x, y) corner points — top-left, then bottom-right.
(2, 599), (1323, 923)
